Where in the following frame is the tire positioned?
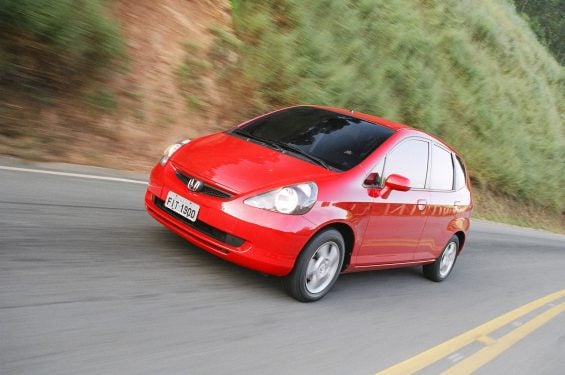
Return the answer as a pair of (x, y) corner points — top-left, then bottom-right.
(283, 229), (345, 302)
(423, 235), (459, 282)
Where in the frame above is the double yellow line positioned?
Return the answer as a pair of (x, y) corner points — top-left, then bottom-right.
(377, 289), (565, 375)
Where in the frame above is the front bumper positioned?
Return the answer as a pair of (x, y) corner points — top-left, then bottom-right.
(144, 163), (316, 276)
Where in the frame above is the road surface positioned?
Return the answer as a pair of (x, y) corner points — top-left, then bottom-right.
(1, 158), (563, 374)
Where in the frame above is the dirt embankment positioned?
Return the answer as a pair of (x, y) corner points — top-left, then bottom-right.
(1, 0), (244, 171)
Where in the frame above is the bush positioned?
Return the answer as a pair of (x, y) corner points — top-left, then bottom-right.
(0, 0), (123, 92)
(513, 0), (565, 65)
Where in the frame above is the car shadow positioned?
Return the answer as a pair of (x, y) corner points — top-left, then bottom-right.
(145, 225), (432, 302)
(145, 226), (282, 294)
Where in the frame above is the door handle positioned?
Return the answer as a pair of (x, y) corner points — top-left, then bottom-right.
(454, 200), (461, 207)
(417, 199), (427, 211)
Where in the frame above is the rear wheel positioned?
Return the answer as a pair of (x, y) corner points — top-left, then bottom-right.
(283, 229), (345, 302)
(423, 235), (459, 282)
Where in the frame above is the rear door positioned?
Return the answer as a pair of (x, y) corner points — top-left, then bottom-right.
(414, 143), (459, 261)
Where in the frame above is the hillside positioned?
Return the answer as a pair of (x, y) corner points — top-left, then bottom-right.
(0, 0), (563, 231)
(231, 0), (564, 209)
(1, 0), (240, 169)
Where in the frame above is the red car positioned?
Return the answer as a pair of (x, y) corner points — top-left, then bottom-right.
(145, 106), (472, 301)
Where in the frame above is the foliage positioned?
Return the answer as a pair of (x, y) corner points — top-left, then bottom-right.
(176, 40), (211, 110)
(230, 0), (565, 214)
(85, 88), (117, 112)
(0, 0), (124, 92)
(513, 0), (564, 65)
(208, 26), (243, 80)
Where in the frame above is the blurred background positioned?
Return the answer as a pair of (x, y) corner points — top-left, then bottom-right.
(0, 0), (563, 231)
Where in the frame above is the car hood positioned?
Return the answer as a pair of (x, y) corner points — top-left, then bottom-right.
(171, 132), (334, 195)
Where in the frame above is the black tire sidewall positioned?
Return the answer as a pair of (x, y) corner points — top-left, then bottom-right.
(285, 229), (345, 302)
(425, 235), (460, 282)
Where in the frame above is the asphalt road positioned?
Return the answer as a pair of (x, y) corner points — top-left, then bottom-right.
(1, 158), (564, 374)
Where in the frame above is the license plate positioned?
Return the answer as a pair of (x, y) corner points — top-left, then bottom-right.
(164, 191), (200, 222)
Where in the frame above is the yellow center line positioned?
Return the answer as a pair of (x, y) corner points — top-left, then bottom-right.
(475, 335), (497, 346)
(442, 303), (565, 374)
(376, 289), (565, 375)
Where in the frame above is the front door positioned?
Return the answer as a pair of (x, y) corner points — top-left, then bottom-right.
(356, 138), (431, 266)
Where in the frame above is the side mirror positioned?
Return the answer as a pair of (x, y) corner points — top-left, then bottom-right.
(379, 174), (411, 198)
(385, 174), (411, 191)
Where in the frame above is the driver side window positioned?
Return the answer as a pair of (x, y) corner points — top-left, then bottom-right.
(383, 139), (429, 189)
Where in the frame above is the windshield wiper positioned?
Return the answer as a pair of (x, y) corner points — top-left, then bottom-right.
(271, 141), (332, 170)
(232, 128), (283, 152)
(232, 128), (332, 170)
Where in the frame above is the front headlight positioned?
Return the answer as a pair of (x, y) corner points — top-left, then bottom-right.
(159, 139), (190, 166)
(244, 182), (318, 215)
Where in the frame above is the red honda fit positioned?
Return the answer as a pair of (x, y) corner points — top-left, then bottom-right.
(145, 106), (472, 301)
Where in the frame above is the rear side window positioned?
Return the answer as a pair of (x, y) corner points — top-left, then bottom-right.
(383, 139), (429, 189)
(453, 155), (467, 190)
(430, 144), (454, 190)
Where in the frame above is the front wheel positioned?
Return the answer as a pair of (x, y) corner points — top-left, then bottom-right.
(423, 235), (459, 282)
(283, 229), (345, 302)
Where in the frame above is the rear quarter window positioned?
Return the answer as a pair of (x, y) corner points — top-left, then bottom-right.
(453, 154), (467, 191)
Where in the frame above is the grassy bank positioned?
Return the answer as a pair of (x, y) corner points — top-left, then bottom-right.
(230, 0), (564, 227)
(474, 189), (564, 234)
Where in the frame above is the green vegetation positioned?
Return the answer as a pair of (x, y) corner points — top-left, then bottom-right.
(0, 0), (123, 92)
(208, 26), (243, 81)
(177, 40), (211, 110)
(513, 0), (564, 65)
(473, 189), (564, 234)
(231, 0), (565, 218)
(85, 88), (117, 112)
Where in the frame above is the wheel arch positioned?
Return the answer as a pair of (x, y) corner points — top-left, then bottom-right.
(311, 222), (355, 271)
(454, 231), (466, 253)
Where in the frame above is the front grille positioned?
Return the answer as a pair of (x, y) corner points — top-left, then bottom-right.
(174, 169), (232, 199)
(154, 196), (245, 247)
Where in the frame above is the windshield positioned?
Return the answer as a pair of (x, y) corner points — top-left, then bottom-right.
(231, 106), (395, 171)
